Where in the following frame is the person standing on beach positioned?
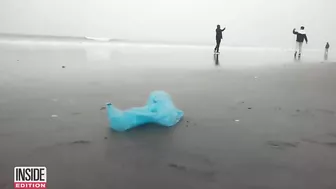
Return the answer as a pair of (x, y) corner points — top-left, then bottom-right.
(325, 42), (330, 60)
(293, 26), (308, 59)
(214, 25), (226, 53)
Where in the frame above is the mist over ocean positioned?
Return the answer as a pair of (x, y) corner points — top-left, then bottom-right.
(1, 0), (335, 49)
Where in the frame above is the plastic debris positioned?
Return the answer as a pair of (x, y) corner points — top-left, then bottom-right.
(106, 91), (184, 132)
(234, 119), (240, 122)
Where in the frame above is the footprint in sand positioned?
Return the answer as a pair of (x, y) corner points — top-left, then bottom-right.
(314, 109), (335, 116)
(71, 112), (82, 116)
(267, 141), (299, 149)
(302, 138), (336, 148)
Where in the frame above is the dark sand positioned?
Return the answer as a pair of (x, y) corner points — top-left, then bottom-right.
(1, 41), (336, 189)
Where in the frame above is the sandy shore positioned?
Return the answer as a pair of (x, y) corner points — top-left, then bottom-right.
(1, 41), (336, 189)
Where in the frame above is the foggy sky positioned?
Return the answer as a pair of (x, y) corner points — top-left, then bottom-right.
(0, 0), (335, 48)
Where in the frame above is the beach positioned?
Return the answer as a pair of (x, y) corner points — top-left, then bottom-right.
(1, 38), (336, 189)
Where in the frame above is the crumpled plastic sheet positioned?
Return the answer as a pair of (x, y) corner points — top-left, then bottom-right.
(106, 91), (184, 132)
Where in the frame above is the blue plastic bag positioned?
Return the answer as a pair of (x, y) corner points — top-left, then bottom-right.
(106, 91), (184, 132)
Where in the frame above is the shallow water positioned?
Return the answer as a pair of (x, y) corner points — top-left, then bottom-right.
(1, 41), (336, 189)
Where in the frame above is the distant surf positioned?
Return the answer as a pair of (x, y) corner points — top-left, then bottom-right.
(0, 33), (323, 52)
(84, 36), (111, 42)
(0, 33), (126, 44)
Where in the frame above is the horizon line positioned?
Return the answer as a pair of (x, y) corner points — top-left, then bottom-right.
(0, 32), (321, 51)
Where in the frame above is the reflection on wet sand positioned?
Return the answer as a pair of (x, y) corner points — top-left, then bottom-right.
(84, 45), (113, 61)
(213, 54), (220, 66)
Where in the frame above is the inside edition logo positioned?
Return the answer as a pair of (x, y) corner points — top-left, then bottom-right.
(14, 167), (47, 189)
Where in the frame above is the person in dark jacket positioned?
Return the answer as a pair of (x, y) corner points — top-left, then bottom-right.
(325, 42), (330, 53)
(214, 25), (226, 53)
(293, 26), (308, 58)
(324, 42), (330, 60)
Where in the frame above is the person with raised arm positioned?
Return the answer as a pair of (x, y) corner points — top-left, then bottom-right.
(293, 26), (308, 59)
(214, 25), (226, 53)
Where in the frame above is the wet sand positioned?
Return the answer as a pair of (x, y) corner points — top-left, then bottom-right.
(1, 41), (336, 189)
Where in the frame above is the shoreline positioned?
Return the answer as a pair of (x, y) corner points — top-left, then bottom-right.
(0, 32), (323, 52)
